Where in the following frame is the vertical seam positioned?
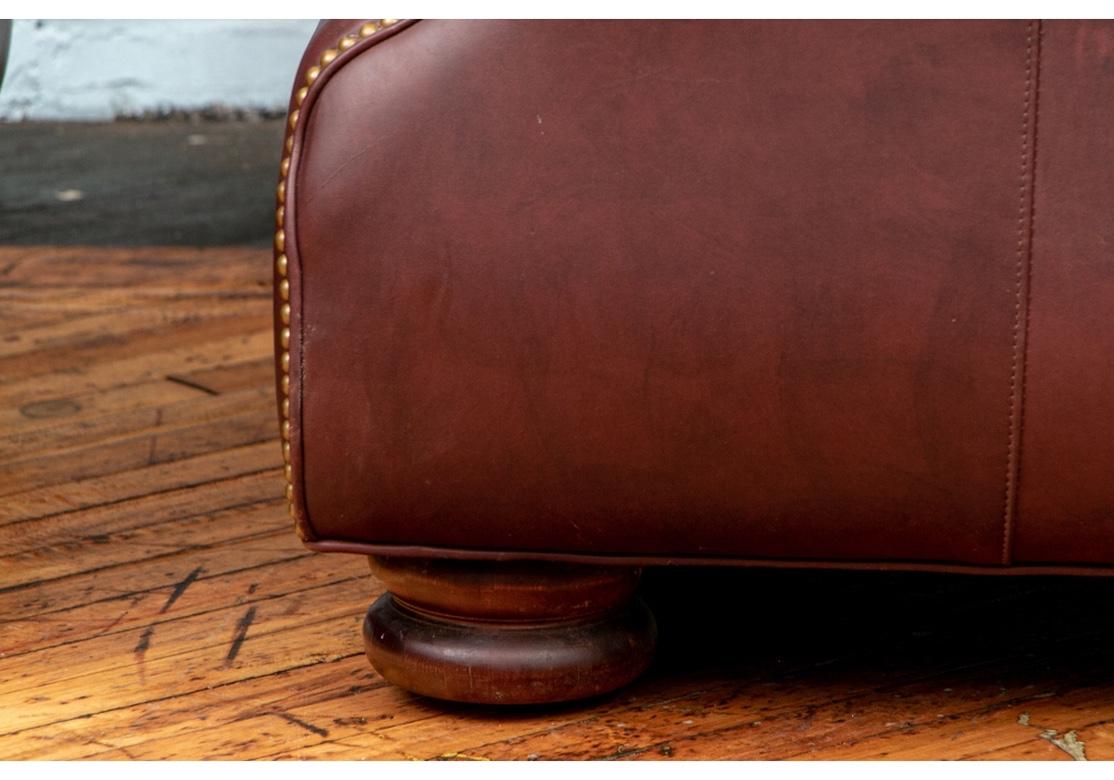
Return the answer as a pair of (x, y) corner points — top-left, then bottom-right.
(1002, 20), (1042, 565)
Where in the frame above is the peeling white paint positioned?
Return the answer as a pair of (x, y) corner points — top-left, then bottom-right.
(0, 20), (318, 121)
(1040, 729), (1088, 761)
(1017, 711), (1088, 760)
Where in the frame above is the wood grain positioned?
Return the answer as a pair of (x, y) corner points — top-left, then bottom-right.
(1, 245), (1112, 759)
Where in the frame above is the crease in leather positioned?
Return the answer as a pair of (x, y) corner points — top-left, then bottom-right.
(1001, 19), (1042, 566)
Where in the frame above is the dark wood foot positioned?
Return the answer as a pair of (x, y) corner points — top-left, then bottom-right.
(363, 556), (657, 704)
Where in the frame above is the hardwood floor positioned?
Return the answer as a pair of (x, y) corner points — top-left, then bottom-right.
(1, 245), (1112, 760)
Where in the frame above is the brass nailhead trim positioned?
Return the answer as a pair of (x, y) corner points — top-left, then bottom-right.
(275, 19), (401, 536)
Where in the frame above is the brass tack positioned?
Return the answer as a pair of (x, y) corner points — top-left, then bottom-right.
(276, 253), (288, 276)
(306, 65), (321, 84)
(281, 374), (290, 395)
(339, 34), (358, 51)
(282, 420), (291, 440)
(275, 205), (285, 226)
(280, 303), (291, 325)
(281, 351), (290, 373)
(280, 157), (290, 177)
(279, 279), (290, 301)
(289, 503), (297, 517)
(282, 441), (291, 463)
(295, 86), (309, 106)
(276, 179), (286, 203)
(320, 48), (339, 66)
(274, 229), (285, 252)
(282, 398), (290, 418)
(381, 18), (398, 26)
(286, 483), (294, 501)
(284, 464), (293, 481)
(285, 135), (294, 153)
(288, 109), (300, 129)
(280, 327), (290, 349)
(359, 22), (379, 37)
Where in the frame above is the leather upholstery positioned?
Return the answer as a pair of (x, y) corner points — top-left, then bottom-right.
(278, 20), (1114, 573)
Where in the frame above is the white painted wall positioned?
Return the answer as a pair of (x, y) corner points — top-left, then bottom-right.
(0, 20), (319, 121)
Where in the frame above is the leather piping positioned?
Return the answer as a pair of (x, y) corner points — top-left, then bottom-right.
(305, 538), (1114, 578)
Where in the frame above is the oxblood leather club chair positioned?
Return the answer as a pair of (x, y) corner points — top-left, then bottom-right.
(274, 19), (1114, 704)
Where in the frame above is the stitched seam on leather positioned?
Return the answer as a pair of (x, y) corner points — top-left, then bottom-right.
(1002, 20), (1042, 565)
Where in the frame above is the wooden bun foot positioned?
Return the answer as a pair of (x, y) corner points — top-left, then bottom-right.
(363, 556), (657, 704)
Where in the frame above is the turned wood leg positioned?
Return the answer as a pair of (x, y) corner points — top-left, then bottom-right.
(363, 556), (657, 705)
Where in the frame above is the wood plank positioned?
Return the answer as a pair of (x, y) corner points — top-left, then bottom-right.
(0, 328), (273, 409)
(0, 582), (368, 734)
(1, 543), (329, 655)
(798, 685), (1114, 761)
(0, 395), (276, 497)
(0, 527), (303, 622)
(0, 565), (366, 698)
(0, 477), (284, 584)
(0, 378), (201, 445)
(0, 307), (269, 386)
(0, 654), (386, 760)
(0, 296), (268, 361)
(1, 439), (279, 525)
(0, 384), (274, 468)
(0, 246), (271, 287)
